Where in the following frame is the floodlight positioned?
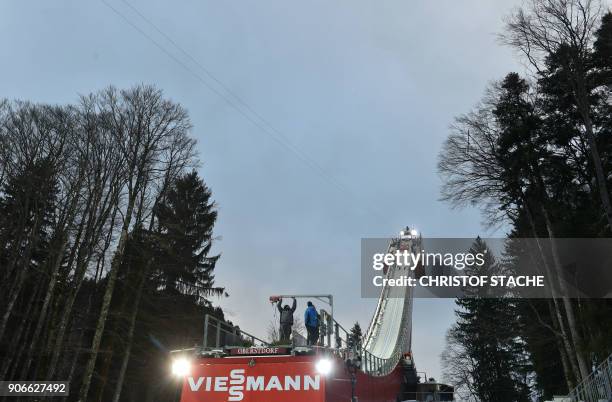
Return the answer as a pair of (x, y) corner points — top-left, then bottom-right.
(171, 357), (191, 377)
(315, 358), (333, 375)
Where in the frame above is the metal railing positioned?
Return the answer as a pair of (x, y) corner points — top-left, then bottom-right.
(569, 353), (612, 402)
(317, 309), (402, 377)
(359, 234), (416, 377)
(202, 314), (270, 349)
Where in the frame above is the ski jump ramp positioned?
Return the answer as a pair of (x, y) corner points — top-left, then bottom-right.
(362, 232), (416, 373)
(176, 230), (426, 402)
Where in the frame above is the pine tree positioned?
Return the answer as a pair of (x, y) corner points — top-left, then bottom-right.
(439, 5), (612, 397)
(98, 171), (226, 400)
(348, 322), (363, 351)
(153, 170), (223, 301)
(454, 238), (531, 402)
(0, 158), (57, 344)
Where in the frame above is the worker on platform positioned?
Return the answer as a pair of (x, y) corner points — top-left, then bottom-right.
(277, 297), (297, 343)
(304, 301), (319, 346)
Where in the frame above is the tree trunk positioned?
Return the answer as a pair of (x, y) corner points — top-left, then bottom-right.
(570, 66), (612, 230)
(541, 208), (591, 381)
(548, 299), (575, 391)
(523, 202), (582, 383)
(46, 191), (119, 380)
(0, 210), (43, 342)
(582, 113), (612, 230)
(524, 139), (591, 381)
(0, 266), (28, 343)
(0, 274), (45, 379)
(78, 194), (138, 402)
(112, 259), (151, 402)
(45, 247), (97, 380)
(94, 261), (134, 402)
(19, 235), (69, 379)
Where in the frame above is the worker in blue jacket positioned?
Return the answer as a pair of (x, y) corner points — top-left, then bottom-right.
(304, 301), (319, 346)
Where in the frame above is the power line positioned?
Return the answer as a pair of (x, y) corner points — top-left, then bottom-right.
(101, 0), (389, 223)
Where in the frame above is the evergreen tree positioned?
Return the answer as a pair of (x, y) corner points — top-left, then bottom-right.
(0, 158), (57, 277)
(348, 322), (363, 351)
(453, 238), (532, 402)
(94, 171), (227, 400)
(153, 170), (223, 301)
(0, 88), (234, 400)
(438, 2), (612, 397)
(594, 12), (612, 82)
(0, 158), (57, 344)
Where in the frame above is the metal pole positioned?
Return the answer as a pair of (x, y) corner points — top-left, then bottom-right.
(215, 321), (221, 348)
(329, 295), (333, 333)
(350, 365), (357, 402)
(326, 313), (331, 348)
(203, 315), (209, 348)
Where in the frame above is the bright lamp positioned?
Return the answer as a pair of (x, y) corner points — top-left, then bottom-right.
(315, 358), (333, 375)
(171, 357), (191, 377)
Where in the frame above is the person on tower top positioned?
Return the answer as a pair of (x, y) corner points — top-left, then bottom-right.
(277, 297), (297, 343)
(304, 301), (319, 346)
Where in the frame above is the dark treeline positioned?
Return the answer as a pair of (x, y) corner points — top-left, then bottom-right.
(438, 0), (612, 401)
(0, 85), (229, 401)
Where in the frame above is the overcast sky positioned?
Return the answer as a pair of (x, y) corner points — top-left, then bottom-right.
(1, 0), (527, 380)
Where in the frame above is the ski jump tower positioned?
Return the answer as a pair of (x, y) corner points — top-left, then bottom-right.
(173, 228), (453, 402)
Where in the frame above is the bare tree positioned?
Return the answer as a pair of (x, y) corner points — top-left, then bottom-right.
(45, 95), (125, 381)
(500, 2), (605, 380)
(0, 103), (69, 343)
(441, 326), (479, 402)
(111, 134), (195, 402)
(267, 320), (280, 344)
(501, 0), (612, 231)
(18, 104), (90, 380)
(77, 85), (195, 402)
(438, 80), (588, 384)
(0, 85), (207, 402)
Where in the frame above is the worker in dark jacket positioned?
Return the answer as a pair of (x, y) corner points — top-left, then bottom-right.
(304, 301), (319, 346)
(277, 297), (297, 342)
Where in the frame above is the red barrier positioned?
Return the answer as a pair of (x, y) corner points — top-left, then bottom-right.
(180, 354), (402, 402)
(180, 355), (324, 402)
(326, 358), (403, 402)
